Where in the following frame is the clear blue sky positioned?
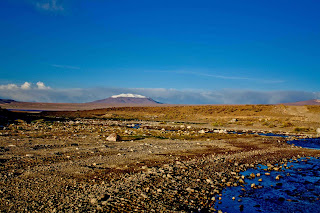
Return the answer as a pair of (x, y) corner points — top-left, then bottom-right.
(0, 0), (319, 103)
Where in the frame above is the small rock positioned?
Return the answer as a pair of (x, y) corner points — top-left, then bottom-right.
(141, 193), (148, 199)
(106, 133), (121, 142)
(90, 198), (98, 204)
(198, 129), (206, 134)
(206, 179), (212, 184)
(101, 201), (108, 206)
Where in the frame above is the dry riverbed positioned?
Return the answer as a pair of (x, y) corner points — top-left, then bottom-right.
(0, 119), (319, 212)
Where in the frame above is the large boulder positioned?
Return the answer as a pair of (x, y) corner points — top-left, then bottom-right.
(106, 133), (122, 142)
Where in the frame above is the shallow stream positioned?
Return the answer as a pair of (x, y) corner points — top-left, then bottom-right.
(214, 138), (320, 213)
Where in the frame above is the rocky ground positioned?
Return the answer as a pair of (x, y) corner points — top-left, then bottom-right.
(1, 118), (320, 212)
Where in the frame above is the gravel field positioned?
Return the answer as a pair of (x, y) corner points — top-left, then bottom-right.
(1, 118), (319, 212)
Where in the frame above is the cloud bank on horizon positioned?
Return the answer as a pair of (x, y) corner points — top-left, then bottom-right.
(0, 82), (319, 105)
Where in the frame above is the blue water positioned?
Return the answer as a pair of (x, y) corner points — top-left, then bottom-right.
(257, 132), (289, 138)
(287, 138), (320, 150)
(229, 131), (290, 138)
(7, 109), (44, 112)
(214, 138), (320, 213)
(127, 124), (141, 129)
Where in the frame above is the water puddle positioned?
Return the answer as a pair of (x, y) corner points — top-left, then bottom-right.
(287, 138), (320, 150)
(214, 138), (320, 212)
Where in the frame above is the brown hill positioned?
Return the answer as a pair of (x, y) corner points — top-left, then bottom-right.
(0, 94), (162, 112)
(0, 99), (16, 104)
(281, 99), (320, 106)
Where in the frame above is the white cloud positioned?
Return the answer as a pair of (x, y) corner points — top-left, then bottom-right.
(0, 84), (19, 90)
(0, 83), (319, 104)
(35, 0), (64, 12)
(36, 82), (50, 90)
(21, 82), (32, 90)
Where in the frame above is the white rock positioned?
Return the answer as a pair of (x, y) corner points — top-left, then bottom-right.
(198, 129), (206, 134)
(106, 133), (121, 142)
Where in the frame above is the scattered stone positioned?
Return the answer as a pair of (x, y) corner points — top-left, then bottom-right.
(141, 193), (148, 199)
(250, 173), (255, 178)
(90, 198), (98, 204)
(106, 133), (122, 142)
(230, 118), (238, 123)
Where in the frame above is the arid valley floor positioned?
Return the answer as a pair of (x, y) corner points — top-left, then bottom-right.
(1, 105), (320, 212)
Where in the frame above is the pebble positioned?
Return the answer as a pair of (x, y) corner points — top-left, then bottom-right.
(90, 198), (98, 204)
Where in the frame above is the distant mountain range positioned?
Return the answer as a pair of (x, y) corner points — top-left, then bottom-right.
(280, 99), (320, 106)
(90, 93), (162, 105)
(0, 99), (16, 104)
(0, 94), (162, 111)
(1, 96), (320, 112)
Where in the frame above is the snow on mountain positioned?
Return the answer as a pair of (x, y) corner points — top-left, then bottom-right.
(111, 94), (147, 98)
(90, 94), (162, 104)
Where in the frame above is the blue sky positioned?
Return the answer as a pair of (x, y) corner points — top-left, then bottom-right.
(0, 0), (319, 104)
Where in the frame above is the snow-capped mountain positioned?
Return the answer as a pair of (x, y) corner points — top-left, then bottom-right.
(90, 94), (162, 104)
(111, 94), (147, 98)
